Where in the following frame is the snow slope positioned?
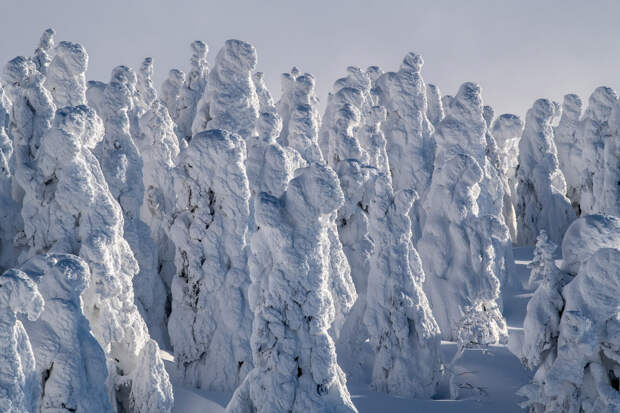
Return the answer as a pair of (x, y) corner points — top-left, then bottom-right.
(169, 246), (536, 413)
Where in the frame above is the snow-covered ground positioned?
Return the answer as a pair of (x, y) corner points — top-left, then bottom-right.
(167, 246), (536, 413)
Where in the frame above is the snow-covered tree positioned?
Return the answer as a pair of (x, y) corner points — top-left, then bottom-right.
(168, 129), (253, 391)
(516, 98), (575, 245)
(364, 173), (441, 398)
(526, 231), (557, 289)
(277, 68), (324, 163)
(87, 65), (168, 346)
(196, 39), (258, 140)
(578, 87), (618, 215)
(45, 41), (88, 107)
(426, 83), (444, 128)
(419, 153), (508, 342)
(227, 163), (357, 413)
(554, 94), (583, 211)
(20, 253), (112, 413)
(19, 104), (173, 411)
(600, 99), (620, 216)
(519, 247), (620, 412)
(33, 28), (55, 75)
(491, 113), (524, 241)
(0, 268), (44, 413)
(374, 52), (435, 242)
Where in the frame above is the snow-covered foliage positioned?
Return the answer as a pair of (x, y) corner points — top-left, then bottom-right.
(578, 87), (618, 215)
(374, 52), (435, 242)
(364, 173), (441, 398)
(199, 40), (258, 140)
(0, 268), (43, 413)
(554, 94), (583, 210)
(45, 41), (88, 107)
(87, 65), (169, 346)
(33, 28), (55, 75)
(168, 129), (252, 391)
(17, 103), (172, 412)
(492, 113), (524, 241)
(426, 83), (444, 128)
(277, 67), (324, 163)
(419, 152), (507, 342)
(519, 247), (620, 412)
(516, 98), (575, 245)
(597, 91), (620, 216)
(526, 231), (557, 289)
(20, 254), (112, 413)
(227, 163), (357, 413)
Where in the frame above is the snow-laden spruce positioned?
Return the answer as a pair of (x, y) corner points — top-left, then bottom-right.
(168, 129), (253, 391)
(33, 28), (55, 75)
(20, 254), (112, 413)
(133, 57), (181, 346)
(520, 247), (620, 412)
(602, 96), (620, 216)
(0, 269), (43, 413)
(374, 52), (435, 242)
(227, 162), (357, 413)
(196, 39), (259, 140)
(516, 98), (575, 245)
(364, 173), (441, 398)
(87, 65), (169, 345)
(426, 83), (444, 128)
(491, 113), (524, 241)
(578, 87), (618, 215)
(554, 94), (583, 210)
(161, 40), (208, 143)
(419, 153), (508, 342)
(18, 104), (172, 411)
(45, 41), (88, 107)
(277, 67), (324, 163)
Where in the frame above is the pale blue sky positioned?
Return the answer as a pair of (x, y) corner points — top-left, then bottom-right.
(2, 0), (619, 117)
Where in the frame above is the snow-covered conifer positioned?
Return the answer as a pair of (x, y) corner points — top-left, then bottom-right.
(554, 94), (583, 210)
(426, 83), (444, 128)
(526, 231), (557, 289)
(419, 153), (507, 342)
(364, 173), (441, 397)
(277, 68), (324, 162)
(516, 98), (575, 245)
(600, 98), (620, 216)
(0, 269), (43, 413)
(196, 40), (258, 139)
(168, 129), (252, 391)
(33, 28), (55, 75)
(519, 247), (620, 412)
(20, 254), (112, 413)
(19, 104), (173, 411)
(578, 86), (618, 215)
(492, 113), (524, 241)
(45, 41), (88, 107)
(374, 52), (435, 242)
(227, 163), (357, 413)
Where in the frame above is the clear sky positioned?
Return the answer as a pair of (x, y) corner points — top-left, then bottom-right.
(1, 0), (619, 118)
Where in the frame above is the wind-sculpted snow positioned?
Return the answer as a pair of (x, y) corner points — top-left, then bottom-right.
(162, 41), (208, 143)
(20, 254), (112, 413)
(431, 82), (512, 284)
(602, 98), (620, 216)
(419, 153), (507, 342)
(364, 174), (441, 398)
(554, 94), (583, 210)
(492, 113), (524, 241)
(0, 269), (43, 413)
(227, 163), (357, 413)
(277, 68), (324, 163)
(519, 247), (620, 412)
(18, 104), (172, 412)
(33, 29), (55, 75)
(374, 52), (435, 242)
(87, 65), (169, 346)
(168, 129), (253, 391)
(578, 87), (618, 215)
(516, 99), (575, 245)
(199, 40), (258, 140)
(45, 41), (88, 107)
(426, 83), (444, 128)
(560, 214), (620, 275)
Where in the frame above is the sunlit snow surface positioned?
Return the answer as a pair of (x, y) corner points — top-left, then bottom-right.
(168, 246), (535, 413)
